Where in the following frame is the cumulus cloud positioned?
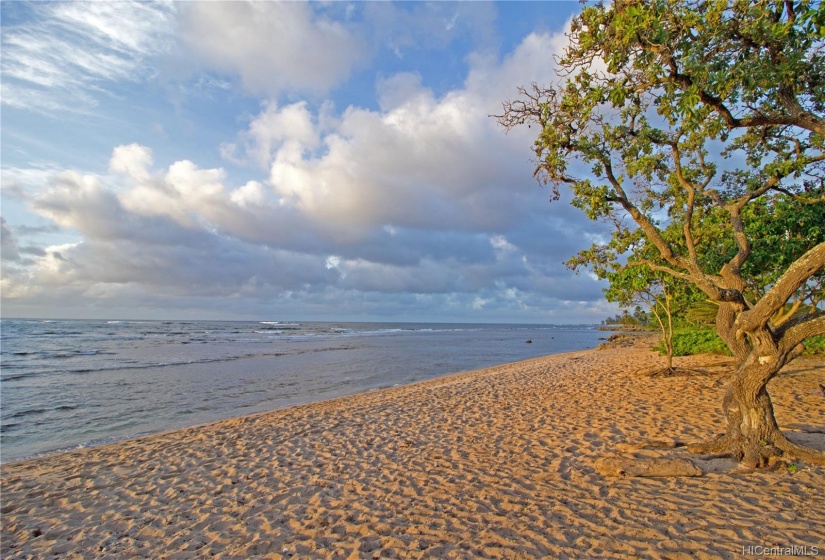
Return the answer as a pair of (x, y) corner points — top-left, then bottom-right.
(178, 2), (365, 96)
(220, 102), (322, 169)
(3, 24), (615, 322)
(248, 28), (567, 240)
(266, 92), (517, 235)
(110, 144), (154, 182)
(465, 31), (573, 103)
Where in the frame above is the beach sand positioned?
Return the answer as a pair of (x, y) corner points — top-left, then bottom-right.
(2, 339), (824, 559)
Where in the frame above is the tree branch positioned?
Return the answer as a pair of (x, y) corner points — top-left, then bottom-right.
(668, 141), (702, 265)
(659, 54), (825, 137)
(777, 313), (825, 354)
(738, 242), (825, 335)
(632, 259), (694, 283)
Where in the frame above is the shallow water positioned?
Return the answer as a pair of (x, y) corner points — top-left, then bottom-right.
(0, 319), (606, 462)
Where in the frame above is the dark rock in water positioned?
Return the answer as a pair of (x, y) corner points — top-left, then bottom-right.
(525, 339), (532, 344)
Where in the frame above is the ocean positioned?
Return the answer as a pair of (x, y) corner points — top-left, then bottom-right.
(0, 319), (606, 463)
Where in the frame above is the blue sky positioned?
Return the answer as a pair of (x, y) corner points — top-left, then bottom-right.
(1, 1), (618, 323)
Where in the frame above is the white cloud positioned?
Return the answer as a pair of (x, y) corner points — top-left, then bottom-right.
(0, 1), (177, 114)
(267, 93), (508, 235)
(116, 159), (228, 229)
(178, 2), (365, 96)
(376, 72), (428, 112)
(3, 23), (614, 322)
(490, 234), (517, 253)
(110, 144), (153, 183)
(230, 181), (268, 209)
(221, 102), (321, 169)
(259, 27), (573, 239)
(1, 163), (67, 199)
(466, 31), (572, 106)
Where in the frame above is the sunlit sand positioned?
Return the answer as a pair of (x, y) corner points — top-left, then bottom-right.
(2, 339), (823, 558)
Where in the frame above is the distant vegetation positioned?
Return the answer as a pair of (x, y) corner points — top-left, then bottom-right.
(604, 311), (824, 357)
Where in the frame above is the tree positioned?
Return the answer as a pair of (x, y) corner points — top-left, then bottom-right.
(604, 261), (702, 373)
(497, 0), (825, 467)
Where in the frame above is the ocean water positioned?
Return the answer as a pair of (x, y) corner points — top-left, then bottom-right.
(0, 319), (606, 463)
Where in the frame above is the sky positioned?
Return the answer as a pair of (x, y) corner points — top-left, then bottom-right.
(0, 0), (619, 323)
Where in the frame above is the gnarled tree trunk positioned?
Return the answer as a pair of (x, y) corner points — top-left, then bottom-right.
(690, 245), (825, 467)
(694, 297), (825, 466)
(721, 331), (788, 468)
(715, 301), (750, 363)
(717, 341), (825, 467)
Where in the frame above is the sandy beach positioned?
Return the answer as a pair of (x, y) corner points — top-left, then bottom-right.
(2, 338), (823, 559)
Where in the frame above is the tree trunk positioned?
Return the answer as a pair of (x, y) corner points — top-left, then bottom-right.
(716, 300), (750, 362)
(650, 293), (675, 371)
(722, 353), (785, 468)
(710, 327), (825, 467)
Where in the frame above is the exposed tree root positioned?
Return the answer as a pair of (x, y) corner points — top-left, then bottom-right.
(638, 366), (703, 377)
(687, 435), (729, 455)
(774, 433), (825, 466)
(595, 456), (702, 477)
(687, 432), (825, 467)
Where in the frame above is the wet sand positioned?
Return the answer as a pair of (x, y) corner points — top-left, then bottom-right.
(2, 339), (824, 559)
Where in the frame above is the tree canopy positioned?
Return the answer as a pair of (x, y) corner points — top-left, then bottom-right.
(498, 0), (825, 467)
